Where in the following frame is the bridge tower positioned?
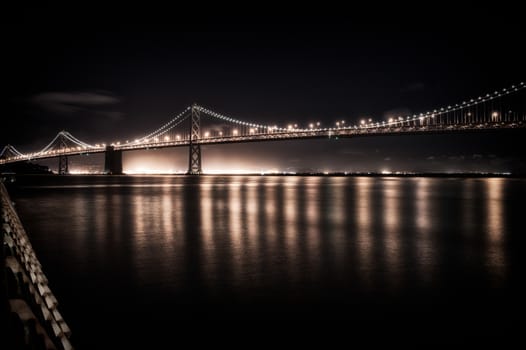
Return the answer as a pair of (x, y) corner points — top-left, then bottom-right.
(104, 145), (123, 175)
(58, 134), (69, 175)
(187, 104), (202, 175)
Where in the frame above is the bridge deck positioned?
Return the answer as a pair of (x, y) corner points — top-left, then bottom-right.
(1, 121), (524, 164)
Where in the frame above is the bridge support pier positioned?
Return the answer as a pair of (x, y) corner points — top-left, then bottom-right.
(187, 104), (202, 175)
(104, 145), (123, 175)
(58, 155), (69, 175)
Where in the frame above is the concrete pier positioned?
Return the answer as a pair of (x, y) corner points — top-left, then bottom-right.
(104, 145), (123, 175)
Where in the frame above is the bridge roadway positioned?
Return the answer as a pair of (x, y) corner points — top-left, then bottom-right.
(2, 121), (524, 165)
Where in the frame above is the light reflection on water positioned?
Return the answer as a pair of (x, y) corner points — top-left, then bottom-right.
(485, 178), (505, 282)
(9, 175), (525, 347)
(14, 176), (516, 290)
(383, 178), (401, 289)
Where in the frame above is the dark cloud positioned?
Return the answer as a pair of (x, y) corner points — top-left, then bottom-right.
(383, 108), (413, 121)
(401, 82), (425, 93)
(93, 110), (124, 122)
(32, 92), (120, 115)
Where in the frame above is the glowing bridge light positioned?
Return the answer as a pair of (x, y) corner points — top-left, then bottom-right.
(1, 85), (522, 171)
(233, 129), (239, 135)
(176, 135), (181, 140)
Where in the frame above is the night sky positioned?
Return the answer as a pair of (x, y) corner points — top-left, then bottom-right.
(4, 6), (526, 173)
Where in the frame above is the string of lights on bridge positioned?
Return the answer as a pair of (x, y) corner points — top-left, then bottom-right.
(0, 82), (524, 163)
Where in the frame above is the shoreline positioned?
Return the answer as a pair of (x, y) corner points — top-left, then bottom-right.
(4, 172), (525, 178)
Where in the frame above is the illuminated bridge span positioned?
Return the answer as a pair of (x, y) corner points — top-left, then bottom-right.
(1, 83), (525, 174)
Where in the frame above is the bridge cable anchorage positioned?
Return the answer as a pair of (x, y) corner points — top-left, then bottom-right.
(187, 104), (202, 174)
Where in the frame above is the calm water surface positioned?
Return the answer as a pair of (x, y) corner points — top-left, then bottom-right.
(8, 175), (526, 347)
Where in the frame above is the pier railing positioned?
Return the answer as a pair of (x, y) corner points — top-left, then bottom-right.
(1, 181), (74, 350)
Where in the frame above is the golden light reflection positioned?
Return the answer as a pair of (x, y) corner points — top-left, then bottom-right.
(228, 179), (243, 281)
(328, 177), (346, 269)
(265, 177), (279, 252)
(200, 180), (216, 288)
(161, 180), (174, 244)
(355, 177), (373, 286)
(305, 177), (322, 279)
(414, 178), (434, 283)
(130, 185), (178, 285)
(131, 188), (148, 283)
(382, 178), (401, 288)
(245, 180), (259, 270)
(486, 179), (504, 243)
(132, 189), (145, 238)
(485, 178), (505, 281)
(173, 184), (185, 244)
(415, 179), (431, 232)
(283, 176), (299, 281)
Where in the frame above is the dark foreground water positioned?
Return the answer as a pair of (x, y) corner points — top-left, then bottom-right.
(7, 175), (526, 347)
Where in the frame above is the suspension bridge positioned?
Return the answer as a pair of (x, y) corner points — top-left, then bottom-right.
(1, 83), (525, 174)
